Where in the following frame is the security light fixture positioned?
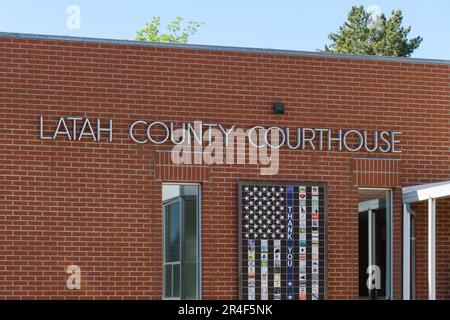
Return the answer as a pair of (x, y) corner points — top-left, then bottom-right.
(273, 102), (285, 114)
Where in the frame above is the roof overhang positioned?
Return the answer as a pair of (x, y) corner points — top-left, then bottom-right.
(402, 180), (450, 204)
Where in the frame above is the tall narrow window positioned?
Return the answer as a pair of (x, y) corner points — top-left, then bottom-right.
(163, 184), (200, 299)
(358, 189), (391, 299)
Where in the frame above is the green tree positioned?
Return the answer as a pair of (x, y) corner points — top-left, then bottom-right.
(323, 6), (422, 57)
(136, 16), (203, 44)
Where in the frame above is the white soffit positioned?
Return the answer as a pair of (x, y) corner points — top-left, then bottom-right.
(402, 180), (450, 203)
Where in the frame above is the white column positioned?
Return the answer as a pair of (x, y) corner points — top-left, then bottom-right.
(402, 204), (411, 300)
(368, 209), (373, 269)
(428, 198), (436, 300)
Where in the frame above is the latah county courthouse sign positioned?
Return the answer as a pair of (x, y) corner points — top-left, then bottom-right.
(39, 116), (402, 153)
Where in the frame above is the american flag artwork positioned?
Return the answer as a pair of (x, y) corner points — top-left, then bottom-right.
(239, 183), (327, 300)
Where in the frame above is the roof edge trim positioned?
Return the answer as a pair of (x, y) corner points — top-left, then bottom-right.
(1, 31), (449, 65)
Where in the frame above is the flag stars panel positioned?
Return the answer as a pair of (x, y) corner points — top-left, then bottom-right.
(242, 186), (286, 240)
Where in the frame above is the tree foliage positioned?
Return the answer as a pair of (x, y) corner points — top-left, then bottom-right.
(136, 16), (203, 44)
(323, 6), (422, 57)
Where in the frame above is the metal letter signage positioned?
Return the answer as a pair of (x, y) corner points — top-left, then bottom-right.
(39, 116), (402, 153)
(239, 182), (327, 300)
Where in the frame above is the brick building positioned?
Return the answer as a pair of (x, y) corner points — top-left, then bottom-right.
(0, 32), (449, 300)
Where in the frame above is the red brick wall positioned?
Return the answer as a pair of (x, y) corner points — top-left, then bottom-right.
(0, 35), (449, 299)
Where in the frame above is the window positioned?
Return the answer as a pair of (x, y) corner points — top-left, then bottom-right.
(162, 184), (200, 299)
(358, 189), (392, 299)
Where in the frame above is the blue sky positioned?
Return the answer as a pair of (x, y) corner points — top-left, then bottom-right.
(0, 0), (449, 59)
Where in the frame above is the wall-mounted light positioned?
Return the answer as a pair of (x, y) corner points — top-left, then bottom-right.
(273, 102), (285, 114)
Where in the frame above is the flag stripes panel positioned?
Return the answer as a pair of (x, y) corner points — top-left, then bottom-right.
(239, 183), (327, 300)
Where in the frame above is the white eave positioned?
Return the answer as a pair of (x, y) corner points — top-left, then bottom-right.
(402, 180), (450, 204)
